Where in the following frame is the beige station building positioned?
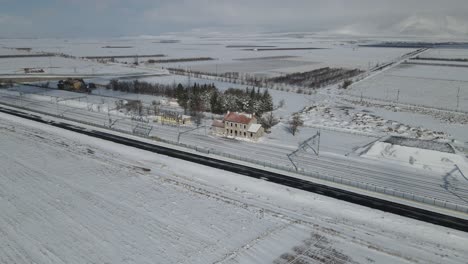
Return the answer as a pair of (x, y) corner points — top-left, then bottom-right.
(212, 111), (264, 140)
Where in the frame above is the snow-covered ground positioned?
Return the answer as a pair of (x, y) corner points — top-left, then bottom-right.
(3, 84), (468, 210)
(1, 112), (468, 264)
(362, 141), (468, 175)
(300, 104), (448, 140)
(347, 60), (468, 112)
(1, 35), (416, 78)
(2, 34), (468, 216)
(420, 48), (468, 59)
(0, 56), (164, 76)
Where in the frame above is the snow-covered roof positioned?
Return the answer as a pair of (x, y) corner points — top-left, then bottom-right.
(247, 124), (262, 133)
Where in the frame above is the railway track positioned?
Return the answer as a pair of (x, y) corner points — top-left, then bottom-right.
(1, 105), (468, 232)
(1, 94), (467, 206)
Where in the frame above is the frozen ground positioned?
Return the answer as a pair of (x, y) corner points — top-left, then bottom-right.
(348, 59), (468, 112)
(1, 35), (416, 78)
(300, 103), (448, 140)
(420, 48), (468, 60)
(2, 34), (468, 215)
(362, 141), (468, 175)
(339, 99), (468, 142)
(1, 112), (468, 264)
(0, 56), (163, 76)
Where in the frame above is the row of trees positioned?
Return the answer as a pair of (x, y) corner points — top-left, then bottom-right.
(176, 83), (273, 116)
(168, 67), (361, 93)
(269, 67), (363, 88)
(0, 79), (14, 88)
(106, 80), (274, 116)
(107, 79), (179, 97)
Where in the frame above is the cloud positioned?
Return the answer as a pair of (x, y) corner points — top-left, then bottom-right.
(142, 0), (468, 34)
(0, 14), (31, 29)
(2, 0), (468, 37)
(0, 14), (29, 25)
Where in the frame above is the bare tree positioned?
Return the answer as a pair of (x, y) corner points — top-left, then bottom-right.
(152, 100), (160, 115)
(289, 113), (304, 136)
(260, 112), (279, 132)
(340, 79), (353, 89)
(115, 100), (125, 111)
(278, 99), (285, 109)
(193, 112), (204, 127)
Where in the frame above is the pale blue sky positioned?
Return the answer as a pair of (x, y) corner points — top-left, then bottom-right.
(0, 0), (467, 38)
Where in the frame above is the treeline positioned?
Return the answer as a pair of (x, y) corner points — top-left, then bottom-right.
(269, 67), (363, 88)
(176, 84), (273, 115)
(0, 79), (14, 88)
(147, 57), (214, 64)
(168, 67), (362, 93)
(107, 79), (179, 97)
(106, 80), (273, 116)
(412, 57), (468, 62)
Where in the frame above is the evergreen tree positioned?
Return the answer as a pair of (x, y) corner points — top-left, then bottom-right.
(261, 89), (273, 113)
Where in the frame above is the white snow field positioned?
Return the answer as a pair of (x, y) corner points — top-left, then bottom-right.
(0, 35), (415, 78)
(0, 56), (165, 77)
(420, 48), (468, 60)
(1, 112), (468, 264)
(348, 58), (468, 112)
(362, 141), (468, 175)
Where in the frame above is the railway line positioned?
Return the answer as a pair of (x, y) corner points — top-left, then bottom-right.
(1, 105), (467, 232)
(1, 91), (468, 208)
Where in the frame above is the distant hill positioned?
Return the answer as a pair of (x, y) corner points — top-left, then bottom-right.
(328, 15), (468, 38)
(395, 15), (468, 37)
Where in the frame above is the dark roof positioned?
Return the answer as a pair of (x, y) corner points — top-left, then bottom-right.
(223, 112), (253, 125)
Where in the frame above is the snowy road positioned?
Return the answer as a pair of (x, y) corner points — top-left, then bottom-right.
(1, 112), (468, 263)
(1, 90), (468, 213)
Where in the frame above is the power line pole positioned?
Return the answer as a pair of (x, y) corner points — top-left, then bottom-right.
(317, 130), (321, 156)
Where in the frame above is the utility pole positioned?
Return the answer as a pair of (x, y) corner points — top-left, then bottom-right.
(317, 130), (321, 156)
(456, 87), (460, 111)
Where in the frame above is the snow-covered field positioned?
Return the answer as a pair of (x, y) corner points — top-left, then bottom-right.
(300, 104), (448, 140)
(1, 35), (416, 78)
(419, 48), (468, 60)
(2, 34), (468, 217)
(348, 58), (468, 112)
(1, 112), (468, 264)
(362, 141), (468, 175)
(0, 56), (163, 76)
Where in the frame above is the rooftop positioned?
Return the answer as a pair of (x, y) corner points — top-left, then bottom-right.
(247, 123), (262, 133)
(223, 112), (253, 125)
(212, 120), (224, 128)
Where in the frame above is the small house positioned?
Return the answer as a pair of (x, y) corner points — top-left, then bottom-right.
(213, 111), (264, 140)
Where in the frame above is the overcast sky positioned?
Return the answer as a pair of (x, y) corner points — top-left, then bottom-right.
(0, 0), (467, 38)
